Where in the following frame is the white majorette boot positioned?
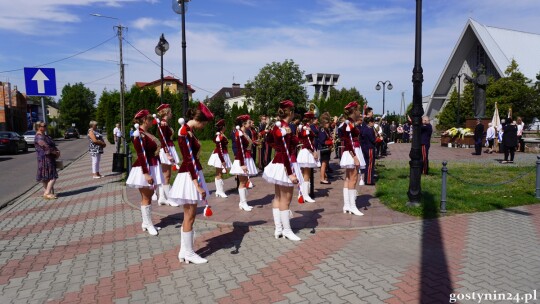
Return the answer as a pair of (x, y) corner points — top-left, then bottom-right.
(214, 178), (228, 198)
(238, 188), (253, 211)
(179, 228), (207, 264)
(273, 208), (282, 239)
(158, 184), (180, 207)
(151, 191), (158, 201)
(348, 189), (364, 216)
(302, 181), (315, 203)
(342, 188), (350, 214)
(141, 205), (158, 236)
(280, 210), (301, 241)
(359, 175), (365, 186)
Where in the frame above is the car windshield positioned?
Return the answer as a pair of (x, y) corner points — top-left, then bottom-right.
(67, 129), (76, 132)
(24, 131), (36, 136)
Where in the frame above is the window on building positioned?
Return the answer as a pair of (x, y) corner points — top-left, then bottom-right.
(225, 92), (231, 98)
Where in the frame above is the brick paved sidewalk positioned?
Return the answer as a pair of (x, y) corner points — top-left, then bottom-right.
(1, 145), (539, 303)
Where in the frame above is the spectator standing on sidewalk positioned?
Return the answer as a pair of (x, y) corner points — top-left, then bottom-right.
(113, 123), (122, 153)
(318, 112), (333, 184)
(485, 123), (495, 154)
(472, 119), (484, 155)
(168, 102), (214, 264)
(502, 118), (518, 163)
(88, 121), (106, 178)
(126, 110), (165, 236)
(516, 117), (525, 152)
(34, 121), (60, 199)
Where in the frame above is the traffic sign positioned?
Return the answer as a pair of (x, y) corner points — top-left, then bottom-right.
(24, 68), (57, 96)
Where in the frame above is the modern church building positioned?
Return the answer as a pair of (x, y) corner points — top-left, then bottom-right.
(424, 19), (540, 123)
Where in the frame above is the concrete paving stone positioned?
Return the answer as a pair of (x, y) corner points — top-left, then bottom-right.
(210, 286), (229, 299)
(329, 283), (354, 297)
(114, 297), (131, 304)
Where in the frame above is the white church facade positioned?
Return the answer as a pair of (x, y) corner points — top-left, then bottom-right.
(424, 19), (540, 124)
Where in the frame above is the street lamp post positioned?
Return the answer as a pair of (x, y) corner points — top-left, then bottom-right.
(91, 13), (129, 171)
(375, 80), (393, 115)
(155, 34), (170, 105)
(172, 0), (192, 116)
(450, 73), (463, 126)
(407, 0), (423, 207)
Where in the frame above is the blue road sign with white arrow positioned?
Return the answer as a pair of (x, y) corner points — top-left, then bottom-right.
(24, 67), (57, 96)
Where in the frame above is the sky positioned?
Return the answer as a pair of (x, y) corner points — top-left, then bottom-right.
(1, 0), (540, 115)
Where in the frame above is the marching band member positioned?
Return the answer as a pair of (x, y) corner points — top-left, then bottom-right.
(318, 112), (333, 184)
(262, 100), (302, 241)
(169, 102), (214, 264)
(338, 102), (364, 216)
(207, 119), (232, 198)
(229, 114), (259, 211)
(126, 110), (165, 236)
(155, 104), (180, 207)
(296, 112), (319, 203)
(361, 117), (377, 185)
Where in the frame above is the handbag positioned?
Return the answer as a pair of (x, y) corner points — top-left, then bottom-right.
(55, 160), (64, 170)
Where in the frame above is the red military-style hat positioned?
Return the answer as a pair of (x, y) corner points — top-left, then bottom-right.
(344, 101), (359, 110)
(134, 109), (150, 119)
(279, 100), (294, 109)
(198, 102), (214, 121)
(236, 114), (250, 122)
(304, 112), (315, 119)
(156, 103), (170, 111)
(215, 119), (225, 127)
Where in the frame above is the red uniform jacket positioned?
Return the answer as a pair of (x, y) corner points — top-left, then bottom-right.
(270, 120), (299, 176)
(157, 122), (174, 154)
(339, 121), (359, 156)
(132, 128), (160, 174)
(178, 124), (202, 179)
(212, 132), (229, 163)
(234, 130), (251, 166)
(298, 124), (315, 151)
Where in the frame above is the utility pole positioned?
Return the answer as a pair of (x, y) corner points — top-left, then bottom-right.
(116, 24), (127, 155)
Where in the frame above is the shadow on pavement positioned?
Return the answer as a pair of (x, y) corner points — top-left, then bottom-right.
(489, 203), (532, 216)
(59, 185), (102, 197)
(198, 220), (266, 257)
(294, 208), (323, 234)
(420, 191), (453, 302)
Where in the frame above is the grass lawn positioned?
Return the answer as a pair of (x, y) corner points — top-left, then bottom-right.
(376, 163), (538, 218)
(129, 139), (236, 182)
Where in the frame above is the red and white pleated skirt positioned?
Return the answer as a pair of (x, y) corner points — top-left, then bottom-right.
(159, 146), (180, 165)
(230, 158), (258, 176)
(168, 170), (210, 205)
(263, 161), (304, 187)
(126, 165), (164, 188)
(297, 148), (318, 168)
(207, 153), (232, 169)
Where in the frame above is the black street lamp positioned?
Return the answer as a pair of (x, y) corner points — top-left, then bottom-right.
(449, 73), (463, 126)
(172, 0), (191, 116)
(375, 80), (393, 115)
(407, 0), (423, 207)
(155, 33), (169, 105)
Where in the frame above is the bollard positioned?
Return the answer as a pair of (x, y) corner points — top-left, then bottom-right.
(440, 161), (448, 213)
(536, 156), (540, 199)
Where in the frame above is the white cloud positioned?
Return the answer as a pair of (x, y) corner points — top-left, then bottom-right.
(307, 0), (411, 25)
(132, 17), (157, 30)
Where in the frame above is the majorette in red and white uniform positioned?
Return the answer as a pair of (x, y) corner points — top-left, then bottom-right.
(229, 115), (259, 177)
(297, 113), (318, 168)
(126, 110), (164, 188)
(207, 119), (232, 170)
(156, 104), (180, 166)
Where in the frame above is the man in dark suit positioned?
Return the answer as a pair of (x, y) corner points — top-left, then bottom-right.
(473, 119), (485, 155)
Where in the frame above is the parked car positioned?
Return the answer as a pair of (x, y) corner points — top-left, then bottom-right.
(23, 130), (36, 147)
(0, 131), (28, 154)
(64, 128), (80, 139)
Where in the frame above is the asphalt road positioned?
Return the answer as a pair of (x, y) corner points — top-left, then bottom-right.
(0, 136), (90, 208)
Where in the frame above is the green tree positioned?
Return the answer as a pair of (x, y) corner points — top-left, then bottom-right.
(58, 83), (96, 131)
(245, 59), (308, 116)
(316, 87), (365, 117)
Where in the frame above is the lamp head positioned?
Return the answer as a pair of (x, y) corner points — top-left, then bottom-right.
(375, 83), (381, 91)
(387, 83), (393, 90)
(155, 33), (169, 56)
